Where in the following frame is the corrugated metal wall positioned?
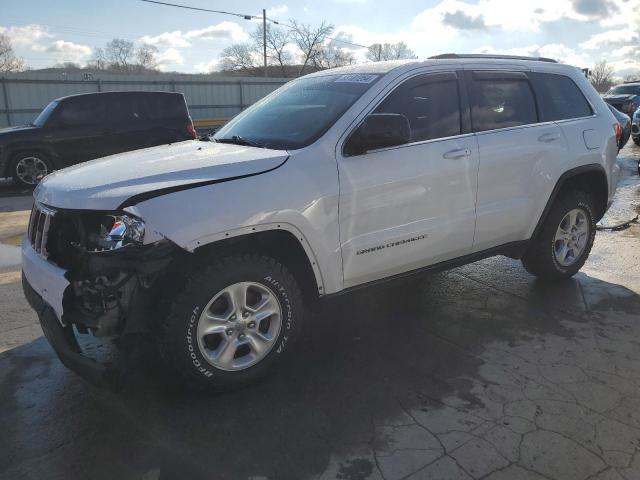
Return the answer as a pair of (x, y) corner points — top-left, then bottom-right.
(0, 72), (288, 127)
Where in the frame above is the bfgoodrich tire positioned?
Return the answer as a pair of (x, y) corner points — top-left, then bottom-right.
(159, 253), (303, 391)
(522, 190), (596, 280)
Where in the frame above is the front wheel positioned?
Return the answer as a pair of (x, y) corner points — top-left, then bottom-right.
(11, 151), (53, 188)
(158, 253), (303, 391)
(522, 191), (596, 280)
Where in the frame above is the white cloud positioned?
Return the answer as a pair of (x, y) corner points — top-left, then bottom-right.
(156, 48), (185, 71)
(194, 58), (221, 73)
(46, 40), (92, 64)
(411, 0), (602, 36)
(0, 24), (52, 51)
(184, 21), (248, 42)
(140, 31), (191, 49)
(580, 28), (638, 50)
(267, 4), (289, 17)
(473, 43), (590, 66)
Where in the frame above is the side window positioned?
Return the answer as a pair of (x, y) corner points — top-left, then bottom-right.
(375, 73), (461, 143)
(107, 95), (142, 123)
(469, 73), (537, 132)
(56, 96), (105, 126)
(529, 73), (593, 121)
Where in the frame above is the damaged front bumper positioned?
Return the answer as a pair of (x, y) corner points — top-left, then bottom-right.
(21, 228), (180, 388)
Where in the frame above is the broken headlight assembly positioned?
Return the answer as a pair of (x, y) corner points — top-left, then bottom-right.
(88, 214), (145, 251)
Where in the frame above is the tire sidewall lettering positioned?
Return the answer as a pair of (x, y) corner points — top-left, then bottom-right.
(183, 273), (297, 379)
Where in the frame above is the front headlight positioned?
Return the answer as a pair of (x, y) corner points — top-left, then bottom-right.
(96, 214), (145, 250)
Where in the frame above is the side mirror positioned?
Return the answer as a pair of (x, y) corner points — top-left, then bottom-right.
(344, 113), (411, 156)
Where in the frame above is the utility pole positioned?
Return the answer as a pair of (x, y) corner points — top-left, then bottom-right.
(263, 9), (268, 77)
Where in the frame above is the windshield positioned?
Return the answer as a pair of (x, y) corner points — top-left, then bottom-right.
(214, 74), (381, 150)
(607, 85), (640, 95)
(32, 100), (59, 127)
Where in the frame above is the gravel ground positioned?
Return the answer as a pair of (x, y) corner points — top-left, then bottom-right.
(0, 146), (638, 480)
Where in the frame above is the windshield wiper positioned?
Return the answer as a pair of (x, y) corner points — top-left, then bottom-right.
(215, 135), (265, 148)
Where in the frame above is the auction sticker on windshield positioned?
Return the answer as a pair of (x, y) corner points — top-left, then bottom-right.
(335, 74), (379, 84)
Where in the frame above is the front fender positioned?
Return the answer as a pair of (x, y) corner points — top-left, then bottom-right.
(124, 154), (342, 295)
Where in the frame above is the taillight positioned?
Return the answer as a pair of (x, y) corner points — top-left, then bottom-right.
(187, 122), (197, 139)
(614, 123), (622, 144)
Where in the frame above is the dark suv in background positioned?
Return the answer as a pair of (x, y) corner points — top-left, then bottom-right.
(0, 91), (196, 187)
(602, 82), (640, 115)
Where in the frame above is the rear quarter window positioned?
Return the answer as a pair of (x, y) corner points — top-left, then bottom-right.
(529, 73), (593, 121)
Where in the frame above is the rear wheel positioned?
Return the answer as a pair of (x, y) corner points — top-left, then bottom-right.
(522, 191), (596, 280)
(158, 253), (303, 391)
(11, 151), (52, 188)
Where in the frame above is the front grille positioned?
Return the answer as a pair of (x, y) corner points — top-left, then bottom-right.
(27, 203), (56, 259)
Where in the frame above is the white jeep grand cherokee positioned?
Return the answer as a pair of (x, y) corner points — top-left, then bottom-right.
(22, 55), (620, 390)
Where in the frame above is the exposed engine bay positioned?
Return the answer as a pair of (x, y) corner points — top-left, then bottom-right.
(30, 204), (180, 337)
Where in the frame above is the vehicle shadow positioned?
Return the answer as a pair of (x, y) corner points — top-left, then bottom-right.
(2, 256), (640, 480)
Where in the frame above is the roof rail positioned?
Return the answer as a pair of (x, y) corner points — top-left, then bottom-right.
(429, 53), (558, 63)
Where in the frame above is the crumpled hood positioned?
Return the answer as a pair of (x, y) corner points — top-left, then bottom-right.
(35, 140), (288, 210)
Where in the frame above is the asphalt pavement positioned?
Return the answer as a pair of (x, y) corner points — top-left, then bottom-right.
(0, 148), (639, 480)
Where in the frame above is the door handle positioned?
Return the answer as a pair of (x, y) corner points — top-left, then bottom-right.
(538, 132), (561, 143)
(443, 148), (471, 159)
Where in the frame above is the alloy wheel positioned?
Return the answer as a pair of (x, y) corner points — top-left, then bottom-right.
(553, 208), (589, 267)
(196, 282), (283, 371)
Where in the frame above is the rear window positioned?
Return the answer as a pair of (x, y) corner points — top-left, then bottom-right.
(140, 94), (187, 120)
(529, 73), (592, 121)
(607, 85), (640, 95)
(469, 74), (537, 132)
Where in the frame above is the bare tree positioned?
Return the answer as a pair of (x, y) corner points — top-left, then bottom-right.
(625, 73), (640, 82)
(0, 33), (26, 72)
(312, 42), (356, 69)
(290, 20), (334, 76)
(251, 24), (292, 77)
(88, 39), (159, 72)
(219, 44), (258, 72)
(367, 42), (416, 62)
(136, 44), (159, 72)
(87, 47), (107, 70)
(589, 61), (615, 93)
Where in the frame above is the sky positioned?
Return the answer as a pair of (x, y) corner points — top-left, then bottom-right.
(1, 0), (639, 76)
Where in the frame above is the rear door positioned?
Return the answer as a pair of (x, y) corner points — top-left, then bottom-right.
(466, 69), (571, 251)
(338, 71), (480, 288)
(103, 93), (149, 155)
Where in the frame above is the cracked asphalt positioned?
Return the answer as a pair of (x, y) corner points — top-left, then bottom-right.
(0, 147), (639, 480)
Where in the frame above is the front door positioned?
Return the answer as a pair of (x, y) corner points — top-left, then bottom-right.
(338, 71), (479, 288)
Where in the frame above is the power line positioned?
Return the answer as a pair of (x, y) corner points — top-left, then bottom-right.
(138, 0), (371, 49)
(139, 0), (259, 20)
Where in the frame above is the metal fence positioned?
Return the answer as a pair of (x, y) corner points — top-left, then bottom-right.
(0, 72), (289, 128)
